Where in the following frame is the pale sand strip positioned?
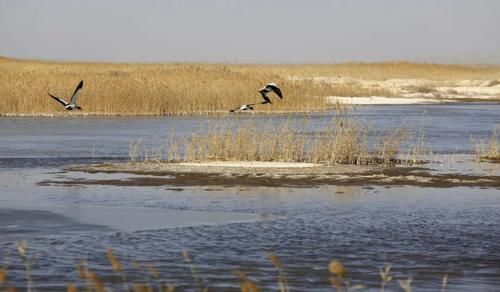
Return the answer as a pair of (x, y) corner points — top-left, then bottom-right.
(327, 96), (447, 105)
(179, 161), (322, 168)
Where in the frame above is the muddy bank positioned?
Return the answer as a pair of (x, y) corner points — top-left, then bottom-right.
(39, 161), (500, 188)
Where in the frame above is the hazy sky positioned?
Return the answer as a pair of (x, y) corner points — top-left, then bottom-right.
(1, 0), (499, 64)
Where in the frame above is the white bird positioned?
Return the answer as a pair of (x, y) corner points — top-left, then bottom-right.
(49, 80), (84, 110)
(259, 83), (283, 104)
(229, 103), (256, 112)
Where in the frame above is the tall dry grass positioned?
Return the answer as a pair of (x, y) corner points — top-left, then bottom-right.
(132, 114), (414, 165)
(255, 61), (500, 81)
(184, 119), (410, 164)
(474, 125), (499, 162)
(3, 57), (499, 116)
(0, 57), (335, 115)
(184, 120), (310, 163)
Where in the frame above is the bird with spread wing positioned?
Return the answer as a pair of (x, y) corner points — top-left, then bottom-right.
(230, 83), (283, 112)
(49, 80), (84, 110)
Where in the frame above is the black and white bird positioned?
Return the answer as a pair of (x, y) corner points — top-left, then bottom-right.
(49, 80), (84, 110)
(230, 103), (257, 112)
(229, 83), (283, 112)
(259, 83), (283, 104)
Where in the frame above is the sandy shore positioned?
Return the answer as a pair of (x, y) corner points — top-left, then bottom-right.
(179, 161), (323, 168)
(315, 77), (500, 104)
(327, 96), (448, 105)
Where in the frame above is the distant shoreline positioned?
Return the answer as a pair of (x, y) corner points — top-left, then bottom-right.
(0, 109), (328, 118)
(2, 101), (499, 118)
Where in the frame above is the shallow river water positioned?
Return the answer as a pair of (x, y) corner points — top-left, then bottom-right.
(0, 104), (499, 291)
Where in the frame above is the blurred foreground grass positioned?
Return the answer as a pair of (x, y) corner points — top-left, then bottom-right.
(0, 241), (451, 292)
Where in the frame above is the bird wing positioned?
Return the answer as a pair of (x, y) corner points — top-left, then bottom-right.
(69, 80), (84, 104)
(230, 103), (258, 111)
(266, 84), (283, 98)
(48, 93), (69, 106)
(260, 92), (272, 104)
(230, 105), (244, 111)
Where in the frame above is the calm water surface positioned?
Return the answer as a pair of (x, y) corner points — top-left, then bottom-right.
(0, 104), (499, 291)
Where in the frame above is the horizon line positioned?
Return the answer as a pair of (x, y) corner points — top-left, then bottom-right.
(2, 55), (500, 68)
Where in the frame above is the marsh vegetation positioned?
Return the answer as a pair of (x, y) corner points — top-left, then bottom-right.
(474, 125), (500, 163)
(128, 112), (427, 165)
(2, 57), (500, 116)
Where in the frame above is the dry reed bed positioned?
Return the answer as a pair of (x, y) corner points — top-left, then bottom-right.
(1, 242), (449, 292)
(130, 115), (421, 165)
(254, 62), (500, 81)
(474, 125), (500, 163)
(0, 57), (333, 115)
(183, 120), (408, 164)
(2, 57), (500, 115)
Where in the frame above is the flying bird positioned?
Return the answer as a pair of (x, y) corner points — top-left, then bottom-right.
(230, 103), (257, 112)
(259, 83), (283, 104)
(229, 83), (283, 112)
(49, 80), (84, 110)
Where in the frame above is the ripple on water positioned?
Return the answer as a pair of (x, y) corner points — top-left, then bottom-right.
(1, 105), (500, 290)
